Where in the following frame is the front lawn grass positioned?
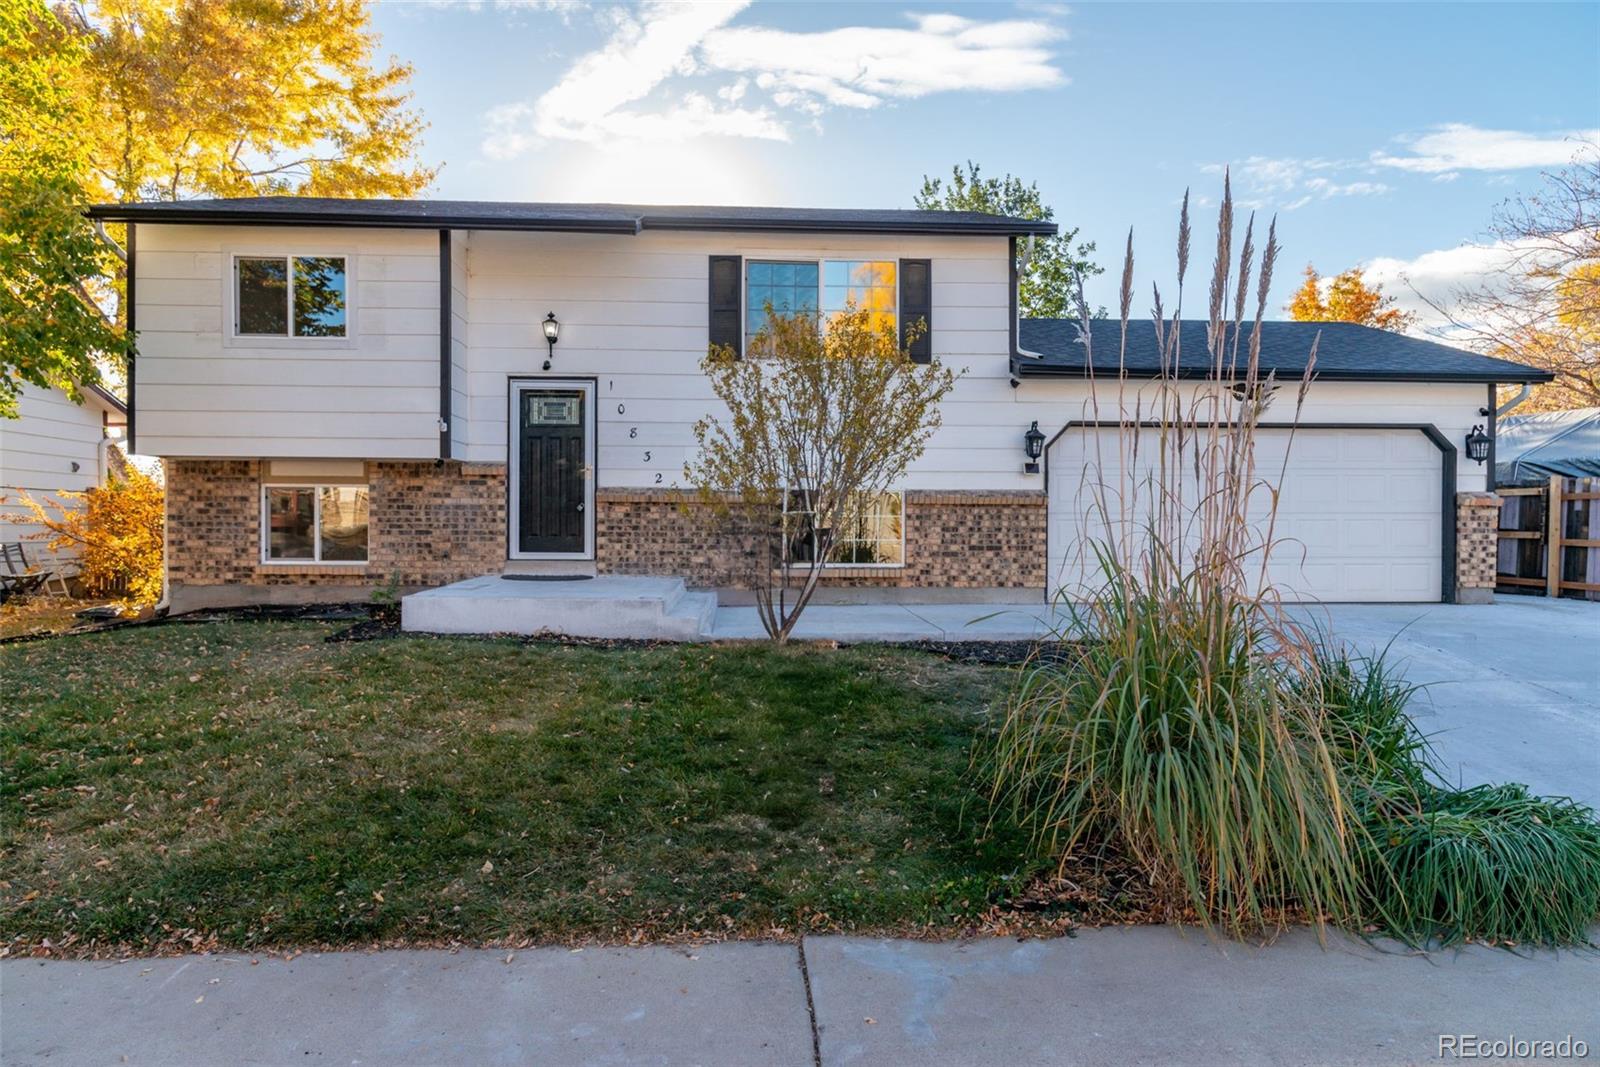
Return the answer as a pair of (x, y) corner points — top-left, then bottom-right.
(2, 621), (1044, 955)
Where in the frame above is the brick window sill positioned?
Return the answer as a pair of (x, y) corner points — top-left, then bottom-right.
(771, 564), (906, 578)
(254, 563), (372, 577)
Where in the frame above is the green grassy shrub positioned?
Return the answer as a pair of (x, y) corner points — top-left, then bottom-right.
(1359, 783), (1600, 947)
(1301, 637), (1429, 796)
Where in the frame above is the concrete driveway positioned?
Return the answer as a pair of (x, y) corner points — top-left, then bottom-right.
(1307, 597), (1598, 806)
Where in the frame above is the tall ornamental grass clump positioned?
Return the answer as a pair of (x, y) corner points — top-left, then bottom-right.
(985, 178), (1367, 937)
(985, 177), (1600, 946)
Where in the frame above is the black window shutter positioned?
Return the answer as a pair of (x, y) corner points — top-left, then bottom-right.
(708, 255), (743, 358)
(899, 258), (932, 364)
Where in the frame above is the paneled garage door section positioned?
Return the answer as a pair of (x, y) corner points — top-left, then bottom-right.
(1046, 427), (1444, 603)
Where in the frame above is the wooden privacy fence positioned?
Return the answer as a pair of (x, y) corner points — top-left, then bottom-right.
(1496, 476), (1600, 600)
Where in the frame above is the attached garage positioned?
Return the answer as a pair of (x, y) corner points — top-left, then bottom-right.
(1015, 319), (1558, 605)
(1045, 424), (1449, 602)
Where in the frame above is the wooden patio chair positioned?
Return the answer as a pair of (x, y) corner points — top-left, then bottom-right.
(1, 541), (67, 603)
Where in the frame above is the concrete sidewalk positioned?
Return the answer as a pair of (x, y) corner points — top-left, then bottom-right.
(4, 928), (1595, 1066)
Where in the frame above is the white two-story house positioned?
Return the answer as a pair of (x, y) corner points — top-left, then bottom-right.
(87, 197), (1549, 614)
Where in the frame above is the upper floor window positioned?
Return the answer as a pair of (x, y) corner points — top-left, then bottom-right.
(236, 256), (347, 338)
(745, 261), (818, 347)
(745, 258), (896, 349)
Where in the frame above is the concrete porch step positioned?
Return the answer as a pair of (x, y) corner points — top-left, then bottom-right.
(400, 575), (718, 641)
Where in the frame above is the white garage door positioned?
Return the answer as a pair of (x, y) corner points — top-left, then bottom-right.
(1046, 426), (1444, 603)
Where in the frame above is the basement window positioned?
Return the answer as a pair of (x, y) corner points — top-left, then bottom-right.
(784, 491), (904, 567)
(262, 485), (369, 563)
(236, 256), (347, 337)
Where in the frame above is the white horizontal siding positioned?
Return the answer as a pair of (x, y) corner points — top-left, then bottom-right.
(456, 229), (1016, 485)
(1, 383), (114, 563)
(134, 223), (442, 458)
(1015, 378), (1490, 496)
(127, 221), (1491, 506)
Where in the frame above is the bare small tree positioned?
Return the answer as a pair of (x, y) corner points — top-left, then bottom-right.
(685, 304), (958, 643)
(1439, 147), (1600, 410)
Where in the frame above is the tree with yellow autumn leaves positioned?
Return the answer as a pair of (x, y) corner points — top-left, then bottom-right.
(2, 0), (435, 606)
(1287, 264), (1416, 333)
(1, 0), (435, 412)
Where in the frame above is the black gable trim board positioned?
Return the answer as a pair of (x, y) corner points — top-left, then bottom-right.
(899, 259), (932, 364)
(87, 198), (1058, 238)
(1013, 318), (1554, 385)
(439, 229), (452, 460)
(708, 256), (742, 358)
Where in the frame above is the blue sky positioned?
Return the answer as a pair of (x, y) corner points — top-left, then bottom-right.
(371, 1), (1599, 321)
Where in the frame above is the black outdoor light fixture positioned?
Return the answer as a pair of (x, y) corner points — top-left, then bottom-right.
(1024, 420), (1046, 474)
(1465, 424), (1491, 464)
(541, 311), (560, 370)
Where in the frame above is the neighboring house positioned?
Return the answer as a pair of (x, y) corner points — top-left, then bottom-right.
(0, 381), (128, 567)
(86, 197), (1551, 613)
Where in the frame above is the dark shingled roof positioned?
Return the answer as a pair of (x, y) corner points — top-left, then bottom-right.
(1016, 318), (1553, 384)
(87, 197), (1057, 237)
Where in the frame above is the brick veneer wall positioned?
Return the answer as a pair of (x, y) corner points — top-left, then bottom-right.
(1455, 491), (1502, 604)
(165, 462), (1047, 604)
(594, 488), (1046, 589)
(166, 459), (506, 596)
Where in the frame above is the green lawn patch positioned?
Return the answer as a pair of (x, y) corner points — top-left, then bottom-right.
(2, 621), (1051, 955)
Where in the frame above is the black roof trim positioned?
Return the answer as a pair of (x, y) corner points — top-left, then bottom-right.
(85, 197), (1058, 238)
(84, 382), (127, 415)
(1014, 318), (1555, 385)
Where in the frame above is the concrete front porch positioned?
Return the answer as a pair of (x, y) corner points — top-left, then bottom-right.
(401, 576), (1074, 642)
(401, 575), (718, 640)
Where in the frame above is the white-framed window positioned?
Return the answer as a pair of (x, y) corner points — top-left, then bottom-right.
(745, 258), (897, 349)
(261, 484), (369, 564)
(783, 490), (905, 567)
(235, 255), (348, 338)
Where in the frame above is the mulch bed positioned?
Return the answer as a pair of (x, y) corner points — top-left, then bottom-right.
(324, 615), (1078, 665)
(6, 597), (1082, 668)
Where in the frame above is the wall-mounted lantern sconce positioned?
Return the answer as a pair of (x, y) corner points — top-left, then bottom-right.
(1024, 420), (1045, 474)
(542, 311), (560, 370)
(1465, 424), (1491, 465)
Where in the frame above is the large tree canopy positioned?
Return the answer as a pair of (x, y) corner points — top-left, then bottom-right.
(1, 0), (435, 419)
(0, 0), (121, 416)
(66, 0), (436, 201)
(915, 162), (1100, 319)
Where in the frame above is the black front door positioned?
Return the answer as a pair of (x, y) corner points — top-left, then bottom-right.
(517, 389), (586, 553)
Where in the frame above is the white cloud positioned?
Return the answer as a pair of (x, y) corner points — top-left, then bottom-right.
(1361, 240), (1544, 333)
(701, 13), (1065, 113)
(484, 1), (787, 154)
(1372, 123), (1600, 173)
(484, 4), (1067, 155)
(1303, 178), (1388, 198)
(1205, 157), (1389, 211)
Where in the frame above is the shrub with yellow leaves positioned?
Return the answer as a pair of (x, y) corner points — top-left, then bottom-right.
(16, 466), (163, 611)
